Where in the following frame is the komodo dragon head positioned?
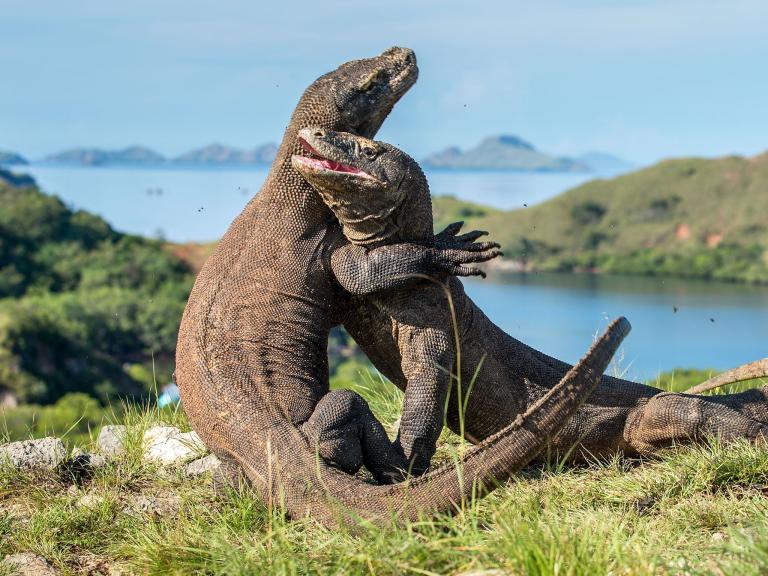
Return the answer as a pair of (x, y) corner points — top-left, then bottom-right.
(291, 127), (432, 245)
(295, 47), (418, 141)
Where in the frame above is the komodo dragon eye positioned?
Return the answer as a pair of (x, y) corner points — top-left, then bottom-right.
(362, 146), (378, 159)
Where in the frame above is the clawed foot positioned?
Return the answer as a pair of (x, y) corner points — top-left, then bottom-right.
(432, 221), (503, 278)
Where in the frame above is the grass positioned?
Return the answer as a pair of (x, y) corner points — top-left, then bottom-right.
(1, 367), (767, 575)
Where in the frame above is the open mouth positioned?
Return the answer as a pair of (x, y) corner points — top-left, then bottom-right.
(293, 137), (374, 178)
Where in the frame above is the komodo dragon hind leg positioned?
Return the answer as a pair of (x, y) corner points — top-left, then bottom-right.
(299, 389), (408, 484)
(624, 391), (768, 456)
(706, 385), (768, 425)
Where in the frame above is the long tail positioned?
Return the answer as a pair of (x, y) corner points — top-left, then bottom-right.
(233, 317), (631, 527)
(684, 358), (768, 395)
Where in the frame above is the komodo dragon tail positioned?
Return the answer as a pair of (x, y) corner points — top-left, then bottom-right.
(684, 357), (768, 395)
(231, 316), (631, 528)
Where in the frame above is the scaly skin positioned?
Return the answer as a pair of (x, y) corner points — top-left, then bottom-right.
(175, 48), (629, 527)
(294, 129), (768, 469)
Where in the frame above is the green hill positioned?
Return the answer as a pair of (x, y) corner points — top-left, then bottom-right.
(432, 152), (768, 283)
(0, 176), (194, 405)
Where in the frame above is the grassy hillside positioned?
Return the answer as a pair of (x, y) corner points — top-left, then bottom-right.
(2, 378), (767, 575)
(0, 178), (194, 405)
(431, 153), (768, 283)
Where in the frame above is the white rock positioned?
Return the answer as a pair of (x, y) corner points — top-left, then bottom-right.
(123, 493), (181, 519)
(77, 492), (106, 509)
(143, 426), (206, 466)
(87, 453), (108, 468)
(184, 453), (221, 477)
(0, 438), (66, 470)
(97, 425), (128, 457)
(2, 552), (58, 575)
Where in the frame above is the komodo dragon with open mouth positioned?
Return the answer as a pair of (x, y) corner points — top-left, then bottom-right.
(175, 47), (630, 527)
(293, 128), (768, 470)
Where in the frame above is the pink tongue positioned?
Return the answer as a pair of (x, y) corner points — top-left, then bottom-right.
(321, 159), (362, 174)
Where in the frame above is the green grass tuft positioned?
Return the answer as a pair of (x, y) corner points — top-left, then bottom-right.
(1, 371), (767, 575)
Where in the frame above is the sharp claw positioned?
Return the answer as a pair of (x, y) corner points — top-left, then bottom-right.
(444, 221), (464, 236)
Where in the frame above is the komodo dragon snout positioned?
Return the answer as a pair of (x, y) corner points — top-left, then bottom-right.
(329, 46), (418, 137)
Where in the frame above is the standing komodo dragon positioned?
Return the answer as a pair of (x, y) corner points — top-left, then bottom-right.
(292, 128), (768, 470)
(175, 47), (630, 527)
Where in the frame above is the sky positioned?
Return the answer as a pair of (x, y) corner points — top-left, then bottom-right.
(1, 0), (767, 165)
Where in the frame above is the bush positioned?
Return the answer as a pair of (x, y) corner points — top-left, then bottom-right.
(570, 201), (606, 226)
(0, 392), (114, 445)
(0, 182), (193, 404)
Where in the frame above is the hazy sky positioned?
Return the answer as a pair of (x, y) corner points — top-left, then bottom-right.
(2, 0), (767, 164)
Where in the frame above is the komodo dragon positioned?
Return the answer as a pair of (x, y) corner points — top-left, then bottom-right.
(175, 47), (630, 527)
(292, 128), (768, 469)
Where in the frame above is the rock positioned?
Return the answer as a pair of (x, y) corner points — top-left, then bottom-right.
(123, 493), (181, 519)
(77, 492), (106, 509)
(87, 453), (107, 468)
(97, 425), (128, 457)
(0, 501), (32, 528)
(0, 438), (66, 470)
(143, 426), (206, 466)
(2, 553), (58, 575)
(184, 453), (221, 477)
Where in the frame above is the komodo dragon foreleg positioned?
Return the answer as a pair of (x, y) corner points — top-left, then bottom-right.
(303, 229), (501, 484)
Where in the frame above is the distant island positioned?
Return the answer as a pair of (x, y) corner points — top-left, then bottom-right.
(45, 146), (166, 166)
(0, 150), (28, 166)
(173, 143), (277, 166)
(35, 136), (630, 173)
(423, 135), (630, 173)
(43, 143), (278, 167)
(575, 151), (633, 173)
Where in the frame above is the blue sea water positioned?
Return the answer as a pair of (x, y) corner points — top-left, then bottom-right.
(21, 164), (594, 243)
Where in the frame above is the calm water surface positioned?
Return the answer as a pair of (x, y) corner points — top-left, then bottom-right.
(465, 272), (768, 381)
(19, 164), (767, 378)
(22, 164), (594, 242)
